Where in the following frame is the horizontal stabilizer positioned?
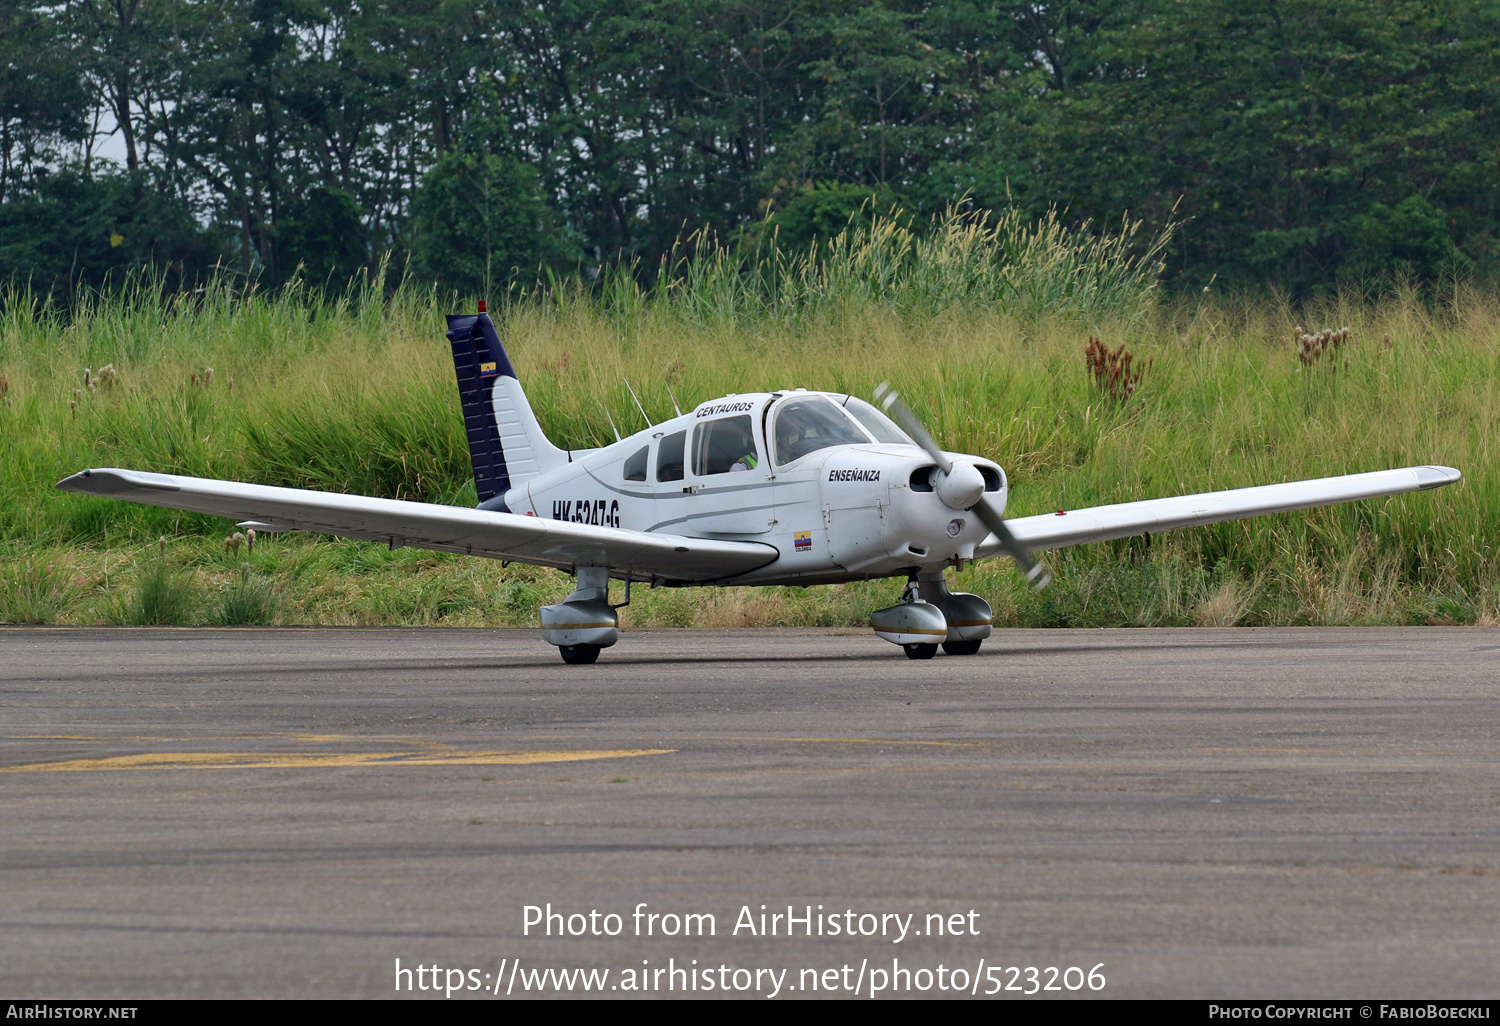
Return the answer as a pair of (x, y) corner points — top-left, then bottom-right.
(57, 469), (778, 583)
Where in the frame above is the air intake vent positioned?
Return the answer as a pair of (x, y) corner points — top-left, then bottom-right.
(979, 466), (1003, 492)
(909, 467), (935, 492)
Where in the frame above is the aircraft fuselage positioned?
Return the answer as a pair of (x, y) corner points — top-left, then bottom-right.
(504, 390), (1007, 586)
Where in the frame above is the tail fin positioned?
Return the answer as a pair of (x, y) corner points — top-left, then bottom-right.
(445, 311), (567, 509)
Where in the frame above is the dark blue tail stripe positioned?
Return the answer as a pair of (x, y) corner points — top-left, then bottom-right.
(445, 313), (512, 506)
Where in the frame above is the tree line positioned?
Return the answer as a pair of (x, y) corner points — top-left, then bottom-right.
(2, 0), (1496, 299)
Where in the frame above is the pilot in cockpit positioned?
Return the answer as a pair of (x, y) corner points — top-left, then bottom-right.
(727, 423), (759, 471)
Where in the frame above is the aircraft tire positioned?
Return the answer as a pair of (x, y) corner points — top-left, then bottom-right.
(559, 644), (602, 665)
(903, 643), (938, 660)
(942, 640), (982, 656)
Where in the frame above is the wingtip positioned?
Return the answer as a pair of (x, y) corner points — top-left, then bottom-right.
(54, 468), (180, 495)
(54, 469), (93, 492)
(1414, 465), (1462, 490)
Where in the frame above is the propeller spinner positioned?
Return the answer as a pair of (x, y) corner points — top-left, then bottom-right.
(874, 382), (1052, 590)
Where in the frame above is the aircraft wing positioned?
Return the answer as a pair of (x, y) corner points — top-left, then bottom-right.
(55, 469), (778, 583)
(985, 465), (1461, 554)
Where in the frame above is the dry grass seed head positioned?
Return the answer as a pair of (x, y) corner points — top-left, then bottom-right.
(1084, 334), (1151, 402)
(1296, 326), (1352, 366)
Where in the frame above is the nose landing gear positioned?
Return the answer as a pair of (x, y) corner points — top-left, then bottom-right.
(870, 572), (994, 658)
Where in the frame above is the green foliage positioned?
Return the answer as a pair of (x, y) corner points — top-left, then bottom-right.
(788, 1), (960, 187)
(739, 183), (907, 254)
(0, 559), (82, 623)
(408, 152), (559, 296)
(239, 376), (471, 504)
(965, 0), (1498, 292)
(9, 0), (1500, 295)
(0, 1), (88, 202)
(212, 563), (277, 625)
(1346, 196), (1468, 283)
(275, 187), (368, 289)
(117, 548), (196, 625)
(0, 170), (217, 296)
(354, 575), (478, 625)
(657, 202), (1173, 325)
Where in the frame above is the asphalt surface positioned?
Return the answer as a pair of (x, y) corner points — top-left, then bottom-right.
(0, 626), (1496, 1000)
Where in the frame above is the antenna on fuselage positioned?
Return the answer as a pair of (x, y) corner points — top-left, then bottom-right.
(603, 406), (622, 442)
(664, 382), (683, 417)
(623, 379), (651, 427)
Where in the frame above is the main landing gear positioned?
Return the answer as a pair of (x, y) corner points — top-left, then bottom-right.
(871, 572), (994, 659)
(540, 566), (620, 665)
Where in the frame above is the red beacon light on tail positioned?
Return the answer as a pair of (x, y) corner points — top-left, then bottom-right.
(477, 300), (487, 313)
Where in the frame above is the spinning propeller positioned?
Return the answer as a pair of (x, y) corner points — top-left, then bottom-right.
(874, 382), (1052, 590)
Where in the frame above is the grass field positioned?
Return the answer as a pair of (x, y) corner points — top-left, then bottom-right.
(1, 210), (1494, 629)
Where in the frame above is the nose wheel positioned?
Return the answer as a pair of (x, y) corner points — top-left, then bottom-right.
(559, 644), (602, 664)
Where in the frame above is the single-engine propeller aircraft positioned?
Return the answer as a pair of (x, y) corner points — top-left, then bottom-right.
(59, 306), (1461, 663)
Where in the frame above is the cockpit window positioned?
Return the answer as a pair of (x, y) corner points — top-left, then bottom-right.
(623, 445), (649, 482)
(656, 430), (686, 482)
(772, 395), (870, 467)
(841, 395), (916, 446)
(693, 415), (759, 476)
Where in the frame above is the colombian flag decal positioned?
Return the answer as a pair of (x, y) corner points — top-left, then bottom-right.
(794, 531), (812, 551)
(479, 361), (498, 377)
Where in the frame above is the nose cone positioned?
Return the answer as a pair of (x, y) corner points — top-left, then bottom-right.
(936, 461), (985, 511)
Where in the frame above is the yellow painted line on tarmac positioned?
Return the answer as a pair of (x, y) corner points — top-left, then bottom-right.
(0, 749), (673, 773)
(721, 736), (976, 747)
(12, 735), (101, 740)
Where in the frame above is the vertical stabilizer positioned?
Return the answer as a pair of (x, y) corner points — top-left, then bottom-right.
(445, 311), (567, 509)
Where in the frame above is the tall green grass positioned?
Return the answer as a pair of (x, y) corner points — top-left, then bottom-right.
(1, 207), (1494, 628)
(619, 203), (1174, 328)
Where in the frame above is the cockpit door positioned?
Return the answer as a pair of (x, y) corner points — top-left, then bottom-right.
(681, 413), (776, 536)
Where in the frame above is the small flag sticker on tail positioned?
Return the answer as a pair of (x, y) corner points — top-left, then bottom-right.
(479, 361), (498, 377)
(794, 531), (812, 552)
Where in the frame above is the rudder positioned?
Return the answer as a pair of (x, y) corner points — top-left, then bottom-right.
(445, 308), (567, 510)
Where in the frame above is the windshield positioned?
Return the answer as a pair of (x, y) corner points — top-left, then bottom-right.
(772, 395), (871, 467)
(840, 395), (917, 446)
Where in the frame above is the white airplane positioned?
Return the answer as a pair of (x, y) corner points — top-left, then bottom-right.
(59, 306), (1461, 663)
